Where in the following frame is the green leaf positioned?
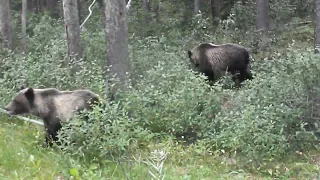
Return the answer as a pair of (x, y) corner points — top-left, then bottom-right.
(69, 168), (79, 177)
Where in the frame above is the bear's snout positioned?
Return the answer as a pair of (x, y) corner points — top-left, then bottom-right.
(3, 103), (16, 115)
(3, 105), (11, 113)
(3, 105), (9, 111)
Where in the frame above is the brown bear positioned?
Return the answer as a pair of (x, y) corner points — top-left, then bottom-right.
(187, 43), (253, 86)
(4, 87), (101, 147)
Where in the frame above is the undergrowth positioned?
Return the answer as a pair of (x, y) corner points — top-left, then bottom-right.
(0, 6), (319, 179)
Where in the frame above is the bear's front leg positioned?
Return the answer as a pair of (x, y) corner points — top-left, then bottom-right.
(43, 121), (62, 147)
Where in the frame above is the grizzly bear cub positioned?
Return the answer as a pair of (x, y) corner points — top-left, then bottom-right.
(4, 86), (101, 147)
(188, 43), (253, 86)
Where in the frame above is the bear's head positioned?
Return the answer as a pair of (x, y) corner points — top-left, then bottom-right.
(4, 88), (35, 115)
(187, 49), (200, 69)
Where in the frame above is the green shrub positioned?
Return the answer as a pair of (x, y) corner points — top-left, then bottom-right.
(203, 47), (320, 159)
(57, 101), (151, 161)
(1, 10), (319, 167)
(123, 58), (223, 140)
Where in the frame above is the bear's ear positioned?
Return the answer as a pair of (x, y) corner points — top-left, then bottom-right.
(187, 50), (192, 58)
(20, 84), (28, 91)
(24, 88), (35, 102)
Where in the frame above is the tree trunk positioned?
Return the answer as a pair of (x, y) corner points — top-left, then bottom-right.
(142, 0), (152, 35)
(104, 0), (131, 99)
(154, 0), (160, 24)
(45, 0), (59, 18)
(256, 0), (270, 51)
(22, 0), (28, 52)
(220, 1), (236, 20)
(27, 0), (34, 11)
(193, 0), (200, 15)
(32, 0), (39, 13)
(181, 1), (192, 30)
(211, 0), (220, 26)
(77, 0), (81, 24)
(315, 0), (320, 53)
(36, 0), (40, 13)
(256, 0), (270, 33)
(0, 0), (13, 50)
(39, 0), (45, 12)
(142, 0), (151, 24)
(100, 0), (106, 29)
(62, 0), (82, 59)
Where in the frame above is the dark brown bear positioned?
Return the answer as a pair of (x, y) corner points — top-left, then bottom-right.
(187, 43), (253, 86)
(4, 87), (101, 146)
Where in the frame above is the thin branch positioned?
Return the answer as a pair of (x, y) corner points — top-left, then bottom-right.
(126, 0), (133, 11)
(0, 108), (44, 126)
(21, 0), (27, 52)
(81, 0), (132, 31)
(294, 21), (312, 26)
(80, 0), (97, 30)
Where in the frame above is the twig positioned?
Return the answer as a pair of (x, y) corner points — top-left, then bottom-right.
(126, 0), (133, 11)
(143, 150), (167, 180)
(294, 21), (312, 26)
(80, 0), (97, 30)
(0, 108), (44, 126)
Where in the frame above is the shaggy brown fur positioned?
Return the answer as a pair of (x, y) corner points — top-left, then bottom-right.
(187, 43), (253, 86)
(4, 87), (101, 146)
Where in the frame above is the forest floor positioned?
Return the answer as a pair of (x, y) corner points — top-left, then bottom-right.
(0, 115), (320, 180)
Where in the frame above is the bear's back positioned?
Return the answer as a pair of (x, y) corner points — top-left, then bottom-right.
(32, 89), (99, 122)
(53, 90), (97, 122)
